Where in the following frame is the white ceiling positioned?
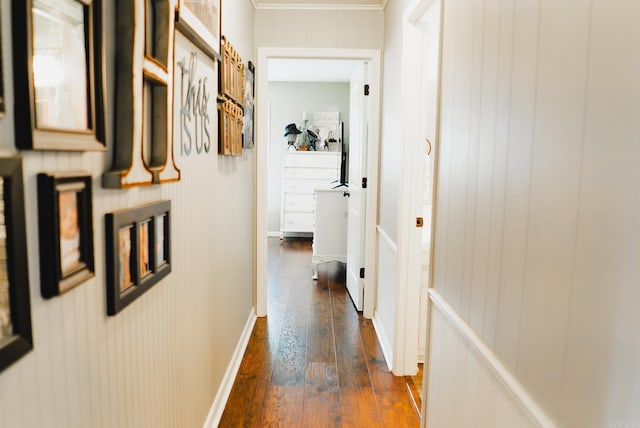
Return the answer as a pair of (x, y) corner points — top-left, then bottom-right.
(252, 0), (386, 10)
(268, 58), (363, 82)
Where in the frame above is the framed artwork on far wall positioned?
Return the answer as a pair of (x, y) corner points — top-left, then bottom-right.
(105, 201), (171, 316)
(11, 0), (105, 151)
(0, 157), (33, 373)
(0, 4), (5, 117)
(176, 0), (222, 61)
(37, 172), (95, 298)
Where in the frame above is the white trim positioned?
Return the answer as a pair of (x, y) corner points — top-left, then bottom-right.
(376, 225), (397, 254)
(372, 311), (393, 371)
(428, 290), (557, 428)
(267, 231), (281, 238)
(256, 47), (382, 320)
(203, 309), (257, 428)
(252, 1), (387, 11)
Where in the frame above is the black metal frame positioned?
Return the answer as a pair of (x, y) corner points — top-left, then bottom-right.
(37, 172), (95, 298)
(0, 157), (33, 373)
(11, 0), (106, 151)
(105, 200), (171, 315)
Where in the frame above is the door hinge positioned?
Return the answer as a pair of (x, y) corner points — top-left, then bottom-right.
(416, 217), (424, 228)
(364, 84), (370, 96)
(360, 268), (365, 279)
(362, 177), (367, 189)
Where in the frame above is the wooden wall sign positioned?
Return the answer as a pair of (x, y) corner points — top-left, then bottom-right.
(218, 36), (244, 156)
(102, 0), (181, 188)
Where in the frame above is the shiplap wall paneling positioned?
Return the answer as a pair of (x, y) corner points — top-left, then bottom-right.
(254, 9), (384, 49)
(0, 0), (256, 426)
(429, 0), (640, 426)
(426, 309), (535, 428)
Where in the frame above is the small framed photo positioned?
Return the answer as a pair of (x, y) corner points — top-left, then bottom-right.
(176, 0), (222, 61)
(0, 4), (5, 117)
(37, 172), (95, 298)
(0, 157), (33, 373)
(12, 0), (105, 150)
(105, 201), (171, 316)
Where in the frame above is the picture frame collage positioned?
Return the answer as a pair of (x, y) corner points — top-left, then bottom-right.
(0, 0), (228, 372)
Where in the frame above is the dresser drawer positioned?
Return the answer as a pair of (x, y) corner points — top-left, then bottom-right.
(282, 212), (315, 232)
(283, 193), (315, 212)
(284, 167), (338, 181)
(284, 153), (339, 168)
(282, 179), (333, 194)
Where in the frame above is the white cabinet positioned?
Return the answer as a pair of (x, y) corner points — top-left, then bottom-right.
(280, 151), (340, 236)
(312, 188), (348, 279)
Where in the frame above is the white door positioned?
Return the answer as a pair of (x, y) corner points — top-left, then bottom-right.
(346, 62), (368, 311)
(415, 2), (440, 363)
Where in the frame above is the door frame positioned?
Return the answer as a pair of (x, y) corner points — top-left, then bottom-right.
(393, 0), (444, 377)
(255, 47), (382, 319)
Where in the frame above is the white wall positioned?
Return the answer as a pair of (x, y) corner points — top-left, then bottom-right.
(427, 0), (640, 426)
(255, 9), (384, 49)
(267, 81), (350, 233)
(372, 0), (409, 373)
(0, 1), (255, 427)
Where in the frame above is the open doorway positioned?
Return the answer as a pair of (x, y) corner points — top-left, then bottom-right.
(256, 48), (382, 320)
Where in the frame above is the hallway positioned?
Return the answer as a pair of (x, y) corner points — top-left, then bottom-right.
(220, 238), (420, 427)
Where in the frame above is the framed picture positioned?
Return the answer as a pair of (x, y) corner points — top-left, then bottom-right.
(0, 4), (5, 117)
(176, 0), (221, 61)
(0, 157), (33, 373)
(242, 61), (255, 148)
(105, 201), (171, 316)
(11, 0), (105, 151)
(37, 173), (94, 298)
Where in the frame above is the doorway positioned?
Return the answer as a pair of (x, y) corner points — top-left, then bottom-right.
(255, 48), (382, 319)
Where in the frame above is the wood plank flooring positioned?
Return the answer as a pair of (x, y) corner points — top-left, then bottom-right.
(220, 238), (420, 427)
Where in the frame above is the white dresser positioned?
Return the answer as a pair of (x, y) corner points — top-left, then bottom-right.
(312, 187), (348, 279)
(280, 151), (340, 236)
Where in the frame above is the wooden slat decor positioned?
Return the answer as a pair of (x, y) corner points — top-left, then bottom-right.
(217, 36), (245, 156)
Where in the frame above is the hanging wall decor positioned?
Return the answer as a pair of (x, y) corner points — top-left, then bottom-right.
(0, 4), (5, 117)
(176, 0), (221, 60)
(218, 36), (244, 156)
(102, 0), (180, 188)
(174, 8), (219, 157)
(37, 172), (94, 298)
(0, 157), (33, 373)
(11, 0), (105, 151)
(105, 200), (171, 315)
(242, 61), (255, 149)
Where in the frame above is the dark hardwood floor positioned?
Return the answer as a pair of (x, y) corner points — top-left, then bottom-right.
(219, 238), (420, 427)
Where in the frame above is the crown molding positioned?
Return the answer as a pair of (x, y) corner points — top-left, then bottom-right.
(251, 0), (387, 11)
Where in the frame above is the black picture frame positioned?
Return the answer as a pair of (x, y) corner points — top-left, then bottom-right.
(0, 157), (33, 373)
(0, 4), (5, 117)
(37, 172), (94, 298)
(105, 200), (171, 315)
(11, 0), (106, 151)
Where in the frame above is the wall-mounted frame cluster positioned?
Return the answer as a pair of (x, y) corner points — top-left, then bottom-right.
(11, 0), (106, 151)
(105, 201), (171, 315)
(218, 36), (244, 156)
(0, 158), (33, 373)
(37, 172), (95, 298)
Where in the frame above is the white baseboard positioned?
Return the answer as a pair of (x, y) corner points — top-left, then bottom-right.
(428, 290), (556, 428)
(267, 231), (281, 238)
(203, 308), (257, 428)
(372, 311), (394, 372)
